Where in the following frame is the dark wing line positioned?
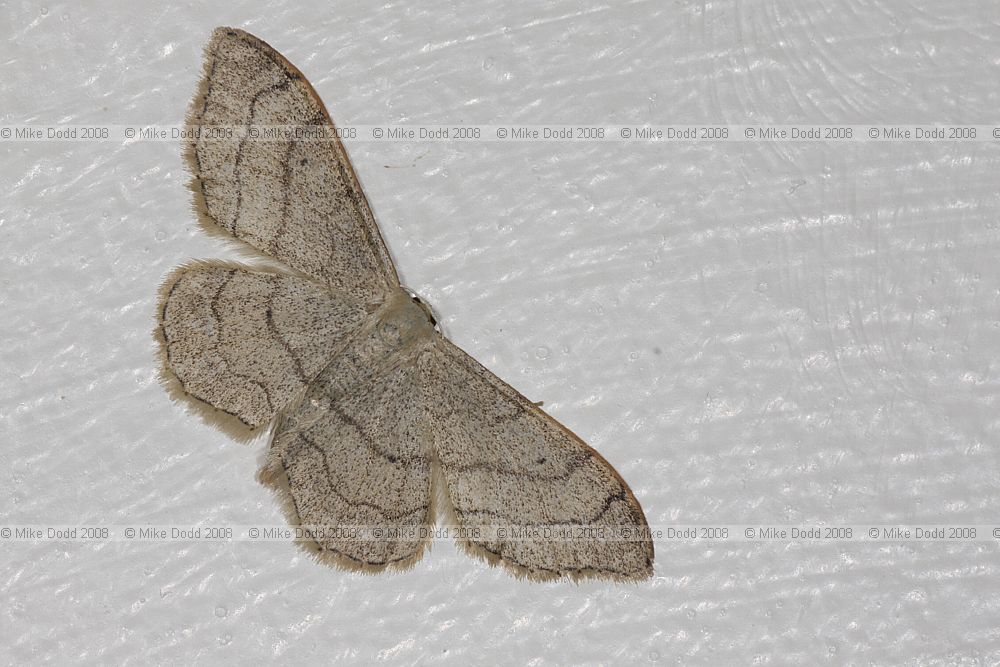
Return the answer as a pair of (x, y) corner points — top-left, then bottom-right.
(433, 335), (651, 534)
(162, 268), (273, 425)
(207, 27), (400, 287)
(263, 276), (308, 383)
(292, 433), (429, 521)
(230, 79), (293, 234)
(455, 490), (629, 526)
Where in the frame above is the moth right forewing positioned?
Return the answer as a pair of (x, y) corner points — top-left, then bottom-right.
(419, 336), (654, 581)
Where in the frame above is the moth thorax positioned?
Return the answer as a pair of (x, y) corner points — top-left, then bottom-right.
(376, 288), (436, 348)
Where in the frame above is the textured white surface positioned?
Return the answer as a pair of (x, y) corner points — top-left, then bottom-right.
(3, 1), (1000, 663)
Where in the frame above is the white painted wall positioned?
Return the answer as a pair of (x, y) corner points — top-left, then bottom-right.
(2, 1), (999, 663)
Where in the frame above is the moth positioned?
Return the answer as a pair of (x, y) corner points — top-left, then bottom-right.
(156, 27), (653, 581)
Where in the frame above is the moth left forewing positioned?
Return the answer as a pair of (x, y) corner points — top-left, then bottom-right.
(187, 27), (399, 302)
(420, 336), (654, 581)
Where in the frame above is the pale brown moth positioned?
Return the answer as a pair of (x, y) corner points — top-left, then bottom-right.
(156, 27), (654, 581)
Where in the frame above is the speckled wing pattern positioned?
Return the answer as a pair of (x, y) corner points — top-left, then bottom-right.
(261, 291), (436, 570)
(422, 340), (654, 580)
(188, 27), (398, 303)
(157, 26), (653, 581)
(160, 263), (370, 430)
